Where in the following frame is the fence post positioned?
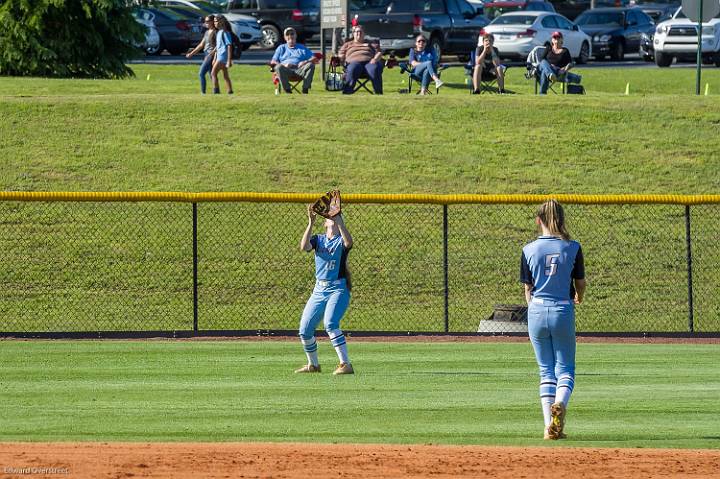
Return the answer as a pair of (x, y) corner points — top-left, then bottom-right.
(685, 205), (694, 332)
(443, 204), (449, 333)
(192, 202), (199, 333)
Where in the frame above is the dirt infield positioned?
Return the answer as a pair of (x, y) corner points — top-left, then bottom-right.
(1, 442), (719, 478)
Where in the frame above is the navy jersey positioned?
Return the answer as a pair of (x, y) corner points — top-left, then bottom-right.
(520, 236), (584, 302)
(310, 234), (351, 281)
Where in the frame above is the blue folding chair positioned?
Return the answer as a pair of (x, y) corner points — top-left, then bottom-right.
(465, 49), (506, 94)
(397, 59), (448, 94)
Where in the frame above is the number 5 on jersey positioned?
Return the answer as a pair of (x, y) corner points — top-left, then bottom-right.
(545, 254), (560, 276)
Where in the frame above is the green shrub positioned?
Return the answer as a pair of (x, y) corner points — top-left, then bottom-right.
(0, 0), (144, 78)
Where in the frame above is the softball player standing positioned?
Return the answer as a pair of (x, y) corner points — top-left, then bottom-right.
(296, 205), (354, 375)
(520, 200), (586, 440)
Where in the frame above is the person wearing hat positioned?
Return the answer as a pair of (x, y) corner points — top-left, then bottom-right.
(270, 27), (318, 94)
(538, 31), (582, 95)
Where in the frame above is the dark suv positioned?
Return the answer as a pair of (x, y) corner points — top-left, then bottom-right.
(575, 7), (655, 60)
(351, 0), (490, 59)
(226, 0), (319, 49)
(548, 0), (631, 20)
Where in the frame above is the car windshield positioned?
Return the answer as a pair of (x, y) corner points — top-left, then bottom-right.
(484, 6), (524, 19)
(489, 14), (537, 25)
(154, 7), (194, 20)
(193, 1), (223, 13)
(575, 12), (624, 26)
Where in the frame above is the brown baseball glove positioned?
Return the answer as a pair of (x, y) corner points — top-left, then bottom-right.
(311, 190), (342, 219)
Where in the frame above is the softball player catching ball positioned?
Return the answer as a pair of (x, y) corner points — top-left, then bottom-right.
(296, 205), (354, 375)
(520, 200), (586, 440)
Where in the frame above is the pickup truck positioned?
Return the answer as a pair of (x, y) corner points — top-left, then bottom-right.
(653, 6), (720, 67)
(351, 0), (491, 59)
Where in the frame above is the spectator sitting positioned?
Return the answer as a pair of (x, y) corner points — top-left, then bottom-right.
(338, 25), (384, 95)
(473, 33), (506, 94)
(538, 31), (582, 95)
(408, 35), (443, 95)
(270, 27), (318, 94)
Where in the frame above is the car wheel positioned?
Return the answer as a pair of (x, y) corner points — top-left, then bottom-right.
(577, 41), (589, 64)
(430, 36), (442, 62)
(655, 51), (672, 67)
(610, 41), (624, 61)
(260, 24), (281, 50)
(153, 39), (165, 56)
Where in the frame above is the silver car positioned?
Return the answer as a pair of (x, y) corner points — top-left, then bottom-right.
(484, 11), (592, 63)
(159, 0), (262, 49)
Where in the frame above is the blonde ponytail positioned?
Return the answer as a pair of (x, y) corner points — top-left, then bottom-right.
(536, 199), (570, 240)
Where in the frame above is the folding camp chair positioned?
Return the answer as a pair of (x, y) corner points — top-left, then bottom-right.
(398, 61), (448, 94)
(464, 49), (507, 94)
(272, 69), (302, 94)
(271, 52), (323, 95)
(525, 46), (565, 95)
(328, 56), (384, 94)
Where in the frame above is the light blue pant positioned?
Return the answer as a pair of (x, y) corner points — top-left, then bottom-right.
(413, 61), (437, 89)
(528, 301), (576, 403)
(538, 60), (581, 95)
(199, 54), (213, 94)
(299, 280), (350, 339)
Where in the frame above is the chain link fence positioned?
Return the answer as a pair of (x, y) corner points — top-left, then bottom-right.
(1, 195), (718, 335)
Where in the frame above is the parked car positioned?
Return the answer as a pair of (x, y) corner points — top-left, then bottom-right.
(631, 0), (678, 23)
(653, 7), (720, 67)
(349, 0), (490, 59)
(482, 1), (555, 20)
(467, 0), (485, 12)
(640, 30), (654, 59)
(225, 0), (320, 49)
(548, 0), (631, 21)
(575, 7), (654, 60)
(136, 7), (204, 55)
(132, 10), (161, 55)
(483, 11), (591, 62)
(159, 0), (262, 50)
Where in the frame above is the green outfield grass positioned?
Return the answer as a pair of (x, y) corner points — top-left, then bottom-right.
(0, 340), (718, 448)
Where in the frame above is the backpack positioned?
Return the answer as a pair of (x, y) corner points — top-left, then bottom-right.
(566, 84), (585, 95)
(230, 31), (243, 60)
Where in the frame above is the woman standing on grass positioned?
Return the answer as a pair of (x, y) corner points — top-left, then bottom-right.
(296, 205), (354, 375)
(186, 15), (216, 94)
(520, 199), (586, 440)
(211, 15), (233, 94)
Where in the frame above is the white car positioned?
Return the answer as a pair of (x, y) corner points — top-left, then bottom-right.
(158, 0), (262, 50)
(484, 11), (592, 63)
(132, 10), (161, 55)
(653, 7), (720, 67)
